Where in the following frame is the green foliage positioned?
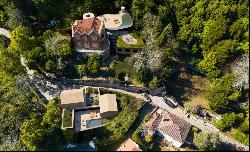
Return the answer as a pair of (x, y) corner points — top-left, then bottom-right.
(239, 117), (249, 134)
(207, 75), (241, 113)
(149, 76), (159, 89)
(231, 129), (249, 146)
(195, 132), (222, 151)
(76, 64), (88, 76)
(87, 54), (101, 74)
(201, 18), (227, 51)
(199, 40), (240, 78)
(215, 113), (245, 131)
(4, 4), (28, 30)
(135, 68), (153, 86)
(62, 109), (72, 128)
(145, 134), (153, 142)
(119, 95), (131, 109)
(20, 98), (62, 151)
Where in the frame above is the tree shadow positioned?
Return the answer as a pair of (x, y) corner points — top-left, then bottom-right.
(165, 73), (195, 106)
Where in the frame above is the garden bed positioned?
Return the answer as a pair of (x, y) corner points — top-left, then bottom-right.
(62, 109), (73, 128)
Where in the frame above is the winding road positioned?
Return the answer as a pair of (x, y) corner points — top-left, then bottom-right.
(1, 27), (249, 151)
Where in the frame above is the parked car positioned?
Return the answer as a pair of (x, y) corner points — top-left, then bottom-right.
(142, 93), (151, 102)
(161, 96), (178, 108)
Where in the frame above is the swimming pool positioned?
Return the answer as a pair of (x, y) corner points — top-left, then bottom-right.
(86, 119), (102, 128)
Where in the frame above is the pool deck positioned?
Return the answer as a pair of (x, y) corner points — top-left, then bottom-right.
(75, 108), (102, 131)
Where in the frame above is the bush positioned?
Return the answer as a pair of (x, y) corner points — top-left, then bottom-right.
(207, 75), (241, 113)
(239, 117), (249, 134)
(135, 68), (153, 86)
(215, 113), (245, 131)
(145, 134), (153, 143)
(192, 126), (201, 133)
(195, 132), (222, 151)
(149, 76), (159, 89)
(87, 54), (101, 74)
(76, 64), (88, 76)
(231, 129), (249, 146)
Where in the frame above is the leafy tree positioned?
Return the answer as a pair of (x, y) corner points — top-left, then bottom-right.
(4, 4), (28, 30)
(215, 113), (245, 131)
(239, 117), (249, 134)
(20, 98), (62, 151)
(195, 132), (222, 151)
(135, 68), (152, 86)
(87, 54), (101, 74)
(206, 75), (241, 113)
(119, 95), (130, 109)
(199, 40), (240, 78)
(149, 76), (159, 89)
(76, 64), (88, 76)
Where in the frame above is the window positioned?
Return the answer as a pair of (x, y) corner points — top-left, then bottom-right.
(75, 34), (80, 40)
(91, 34), (97, 41)
(83, 35), (87, 40)
(77, 42), (81, 47)
(133, 50), (138, 53)
(84, 42), (89, 48)
(92, 43), (98, 48)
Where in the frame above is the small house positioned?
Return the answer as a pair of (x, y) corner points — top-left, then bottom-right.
(116, 138), (142, 151)
(144, 109), (191, 148)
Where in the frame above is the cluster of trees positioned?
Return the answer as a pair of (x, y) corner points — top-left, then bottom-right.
(20, 98), (63, 151)
(195, 132), (222, 151)
(9, 26), (72, 76)
(76, 54), (101, 76)
(132, 128), (155, 150)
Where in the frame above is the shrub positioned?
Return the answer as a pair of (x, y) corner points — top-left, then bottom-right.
(231, 129), (249, 146)
(76, 64), (88, 76)
(149, 76), (159, 89)
(215, 113), (245, 131)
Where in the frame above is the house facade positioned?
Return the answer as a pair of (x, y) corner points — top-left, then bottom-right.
(72, 13), (110, 55)
(144, 108), (191, 148)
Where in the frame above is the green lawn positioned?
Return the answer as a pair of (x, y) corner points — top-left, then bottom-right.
(116, 33), (144, 49)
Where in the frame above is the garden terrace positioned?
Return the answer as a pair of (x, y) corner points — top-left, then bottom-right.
(62, 109), (73, 129)
(116, 33), (144, 49)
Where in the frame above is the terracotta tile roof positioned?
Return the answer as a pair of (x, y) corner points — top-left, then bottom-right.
(144, 110), (191, 144)
(116, 138), (142, 151)
(73, 17), (102, 35)
(158, 111), (191, 143)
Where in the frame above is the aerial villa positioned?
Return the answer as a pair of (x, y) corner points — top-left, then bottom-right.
(71, 6), (144, 57)
(60, 88), (118, 132)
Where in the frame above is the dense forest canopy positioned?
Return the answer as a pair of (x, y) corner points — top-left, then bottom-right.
(0, 0), (249, 150)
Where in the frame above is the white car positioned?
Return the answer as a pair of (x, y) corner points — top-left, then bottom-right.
(161, 96), (178, 107)
(142, 93), (151, 102)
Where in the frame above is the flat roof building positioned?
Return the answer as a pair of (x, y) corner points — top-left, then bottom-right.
(60, 89), (86, 109)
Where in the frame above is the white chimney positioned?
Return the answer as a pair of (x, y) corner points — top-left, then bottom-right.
(83, 13), (95, 19)
(120, 6), (126, 13)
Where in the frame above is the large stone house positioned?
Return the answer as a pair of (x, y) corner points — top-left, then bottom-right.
(72, 13), (110, 55)
(72, 7), (142, 56)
